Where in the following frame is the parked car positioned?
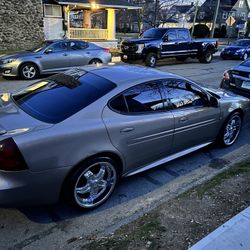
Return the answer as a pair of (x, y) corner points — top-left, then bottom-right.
(0, 65), (249, 209)
(221, 58), (250, 98)
(220, 39), (250, 60)
(120, 28), (218, 67)
(0, 40), (111, 80)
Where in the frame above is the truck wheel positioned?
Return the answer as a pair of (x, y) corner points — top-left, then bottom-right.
(145, 53), (157, 67)
(199, 50), (213, 63)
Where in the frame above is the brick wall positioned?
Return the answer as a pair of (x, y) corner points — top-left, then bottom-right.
(0, 0), (44, 52)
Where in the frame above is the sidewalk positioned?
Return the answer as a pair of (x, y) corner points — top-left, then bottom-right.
(190, 206), (250, 250)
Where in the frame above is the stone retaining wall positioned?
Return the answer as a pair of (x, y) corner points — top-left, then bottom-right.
(0, 0), (44, 52)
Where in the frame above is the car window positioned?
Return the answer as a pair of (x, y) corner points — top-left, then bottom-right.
(142, 28), (167, 39)
(177, 30), (189, 40)
(109, 95), (128, 113)
(166, 30), (177, 41)
(49, 42), (68, 53)
(162, 80), (206, 109)
(70, 41), (88, 50)
(122, 82), (164, 113)
(12, 72), (116, 124)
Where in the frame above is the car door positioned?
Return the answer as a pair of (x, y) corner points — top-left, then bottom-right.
(161, 30), (181, 57)
(161, 79), (221, 153)
(39, 41), (70, 72)
(68, 41), (91, 67)
(102, 81), (175, 173)
(176, 29), (192, 56)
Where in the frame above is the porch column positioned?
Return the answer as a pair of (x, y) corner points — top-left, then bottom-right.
(107, 9), (115, 40)
(83, 10), (91, 28)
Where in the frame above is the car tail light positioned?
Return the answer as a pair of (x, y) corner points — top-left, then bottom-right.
(0, 138), (28, 171)
(103, 49), (110, 53)
(223, 70), (230, 80)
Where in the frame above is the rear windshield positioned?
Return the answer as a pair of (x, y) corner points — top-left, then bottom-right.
(233, 40), (250, 47)
(241, 59), (250, 67)
(142, 28), (167, 39)
(12, 72), (116, 123)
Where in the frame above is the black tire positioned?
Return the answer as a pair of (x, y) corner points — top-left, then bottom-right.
(145, 52), (157, 67)
(243, 53), (248, 61)
(176, 56), (188, 62)
(64, 157), (119, 210)
(199, 50), (213, 63)
(19, 63), (39, 80)
(217, 112), (242, 147)
(89, 58), (102, 65)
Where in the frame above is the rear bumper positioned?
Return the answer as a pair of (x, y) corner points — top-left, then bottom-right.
(221, 79), (250, 99)
(0, 167), (71, 207)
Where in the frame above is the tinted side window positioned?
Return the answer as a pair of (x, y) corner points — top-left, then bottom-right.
(70, 41), (88, 50)
(50, 42), (68, 52)
(166, 30), (177, 41)
(123, 82), (164, 113)
(178, 30), (189, 40)
(109, 95), (128, 113)
(162, 80), (205, 109)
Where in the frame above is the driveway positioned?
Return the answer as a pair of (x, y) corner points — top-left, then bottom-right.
(0, 58), (249, 249)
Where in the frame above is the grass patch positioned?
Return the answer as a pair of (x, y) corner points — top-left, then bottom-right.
(196, 158), (250, 197)
(87, 214), (165, 250)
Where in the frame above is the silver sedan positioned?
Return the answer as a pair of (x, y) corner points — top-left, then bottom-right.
(0, 65), (249, 209)
(0, 40), (111, 80)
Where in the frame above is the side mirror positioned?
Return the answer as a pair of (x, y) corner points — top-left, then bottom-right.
(163, 36), (169, 42)
(45, 48), (53, 54)
(209, 96), (218, 107)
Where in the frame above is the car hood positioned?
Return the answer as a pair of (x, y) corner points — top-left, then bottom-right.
(0, 93), (52, 136)
(224, 46), (246, 52)
(203, 85), (249, 100)
(123, 38), (160, 44)
(0, 51), (37, 60)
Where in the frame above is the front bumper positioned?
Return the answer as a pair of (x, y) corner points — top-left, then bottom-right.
(0, 64), (18, 77)
(120, 53), (143, 62)
(220, 51), (244, 60)
(0, 167), (71, 207)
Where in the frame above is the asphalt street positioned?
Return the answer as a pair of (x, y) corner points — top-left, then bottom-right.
(0, 58), (249, 249)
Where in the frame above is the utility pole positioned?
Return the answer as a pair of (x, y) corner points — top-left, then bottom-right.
(191, 1), (199, 37)
(210, 0), (220, 38)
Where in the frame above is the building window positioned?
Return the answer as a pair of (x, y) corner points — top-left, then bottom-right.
(240, 12), (246, 20)
(222, 12), (228, 19)
(199, 12), (205, 19)
(44, 4), (62, 18)
(239, 0), (244, 8)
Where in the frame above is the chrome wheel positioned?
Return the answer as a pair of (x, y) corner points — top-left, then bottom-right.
(149, 56), (156, 67)
(74, 161), (117, 208)
(22, 65), (37, 79)
(205, 52), (212, 63)
(223, 114), (241, 146)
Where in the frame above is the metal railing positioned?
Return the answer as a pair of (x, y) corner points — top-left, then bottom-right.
(69, 28), (108, 40)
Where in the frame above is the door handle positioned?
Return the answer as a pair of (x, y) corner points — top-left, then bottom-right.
(180, 117), (188, 123)
(63, 53), (68, 56)
(120, 127), (135, 133)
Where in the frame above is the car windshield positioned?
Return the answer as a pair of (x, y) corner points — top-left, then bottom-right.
(142, 28), (167, 39)
(233, 40), (250, 47)
(28, 41), (53, 53)
(12, 72), (116, 123)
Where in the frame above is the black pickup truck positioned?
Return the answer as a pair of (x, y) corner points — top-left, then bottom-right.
(121, 28), (218, 67)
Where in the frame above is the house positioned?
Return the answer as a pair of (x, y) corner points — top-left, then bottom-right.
(197, 0), (250, 36)
(43, 0), (141, 47)
(162, 3), (196, 28)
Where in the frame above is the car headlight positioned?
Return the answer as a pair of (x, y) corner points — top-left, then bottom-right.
(221, 48), (225, 52)
(236, 49), (245, 53)
(2, 59), (16, 64)
(136, 44), (145, 53)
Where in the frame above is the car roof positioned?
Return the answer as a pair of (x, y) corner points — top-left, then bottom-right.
(81, 65), (176, 85)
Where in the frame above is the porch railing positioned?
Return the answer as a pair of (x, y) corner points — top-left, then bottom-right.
(69, 28), (108, 40)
